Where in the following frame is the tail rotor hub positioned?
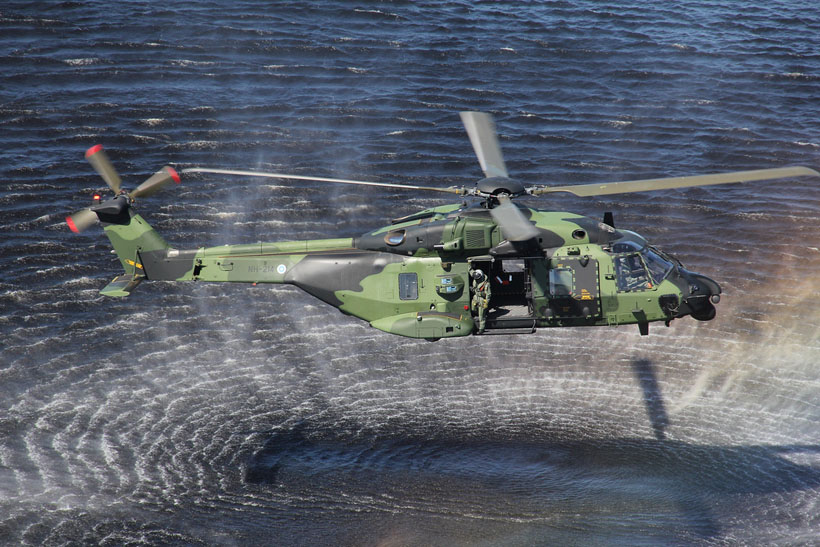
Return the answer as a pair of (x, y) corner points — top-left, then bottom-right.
(66, 145), (181, 233)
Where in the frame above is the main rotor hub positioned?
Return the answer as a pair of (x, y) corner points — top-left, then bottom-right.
(475, 177), (529, 208)
(475, 176), (527, 198)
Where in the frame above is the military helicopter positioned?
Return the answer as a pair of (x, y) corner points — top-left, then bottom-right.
(67, 112), (818, 340)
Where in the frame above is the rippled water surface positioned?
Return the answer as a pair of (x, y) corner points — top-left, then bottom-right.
(2, 2), (819, 545)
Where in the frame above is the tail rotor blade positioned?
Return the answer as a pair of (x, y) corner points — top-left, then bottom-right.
(460, 111), (508, 179)
(130, 166), (180, 199)
(85, 144), (122, 193)
(66, 208), (97, 233)
(490, 195), (539, 242)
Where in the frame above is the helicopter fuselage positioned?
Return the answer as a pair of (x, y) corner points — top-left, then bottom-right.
(73, 113), (819, 341)
(106, 199), (720, 340)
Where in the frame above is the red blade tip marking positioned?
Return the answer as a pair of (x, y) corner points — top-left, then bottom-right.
(85, 144), (104, 158)
(66, 216), (79, 233)
(167, 167), (181, 184)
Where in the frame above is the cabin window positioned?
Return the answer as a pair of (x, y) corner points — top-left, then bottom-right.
(549, 268), (574, 297)
(398, 273), (418, 300)
(502, 259), (526, 273)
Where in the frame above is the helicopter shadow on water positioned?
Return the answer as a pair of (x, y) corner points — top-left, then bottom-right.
(243, 369), (820, 542)
(631, 358), (670, 442)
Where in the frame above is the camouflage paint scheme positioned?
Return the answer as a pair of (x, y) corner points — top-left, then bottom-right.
(99, 197), (720, 340)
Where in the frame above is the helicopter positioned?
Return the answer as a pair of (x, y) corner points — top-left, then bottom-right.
(67, 112), (818, 340)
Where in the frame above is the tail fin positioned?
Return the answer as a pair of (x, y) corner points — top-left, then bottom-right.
(102, 206), (169, 273)
(66, 144), (182, 296)
(97, 197), (170, 296)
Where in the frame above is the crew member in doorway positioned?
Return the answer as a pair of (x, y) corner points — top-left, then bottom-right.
(470, 268), (491, 333)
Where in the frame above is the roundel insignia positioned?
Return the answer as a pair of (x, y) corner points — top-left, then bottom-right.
(277, 264), (287, 274)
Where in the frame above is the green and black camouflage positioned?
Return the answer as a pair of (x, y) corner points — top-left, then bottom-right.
(94, 197), (721, 340)
(67, 112), (817, 340)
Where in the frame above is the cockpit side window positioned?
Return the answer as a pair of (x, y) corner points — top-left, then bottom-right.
(614, 253), (651, 292)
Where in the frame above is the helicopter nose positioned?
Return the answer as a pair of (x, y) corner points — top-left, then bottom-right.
(686, 271), (721, 300)
(681, 271), (721, 321)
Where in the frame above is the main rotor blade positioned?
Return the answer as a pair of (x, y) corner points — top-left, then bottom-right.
(530, 166), (820, 197)
(66, 207), (97, 233)
(130, 166), (180, 199)
(460, 111), (508, 179)
(181, 167), (467, 195)
(85, 144), (122, 193)
(490, 195), (539, 242)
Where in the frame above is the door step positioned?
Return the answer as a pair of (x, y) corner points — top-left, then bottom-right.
(480, 326), (536, 335)
(484, 317), (537, 333)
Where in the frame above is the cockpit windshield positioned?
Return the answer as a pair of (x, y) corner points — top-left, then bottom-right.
(643, 247), (674, 284)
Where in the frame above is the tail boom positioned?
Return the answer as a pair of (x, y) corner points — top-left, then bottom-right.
(137, 238), (357, 284)
(95, 198), (356, 295)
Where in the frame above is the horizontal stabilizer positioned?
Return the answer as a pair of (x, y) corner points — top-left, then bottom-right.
(100, 274), (143, 297)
